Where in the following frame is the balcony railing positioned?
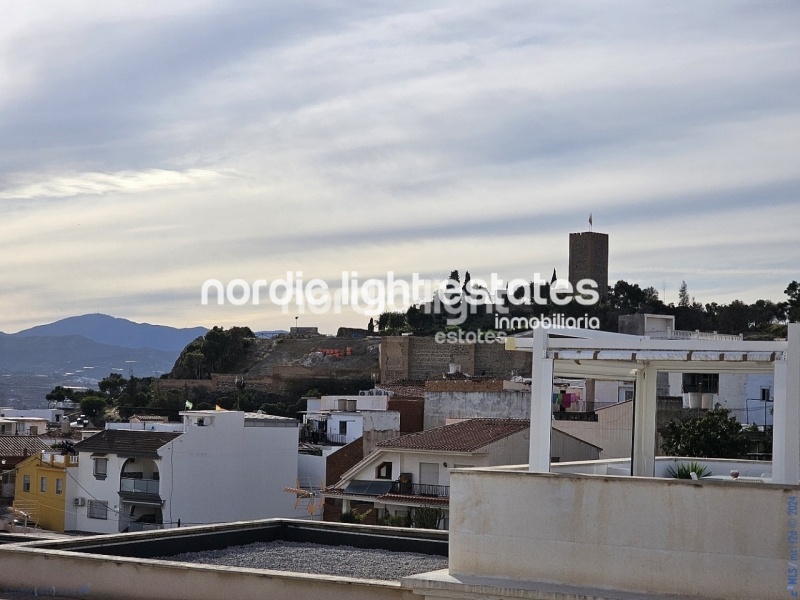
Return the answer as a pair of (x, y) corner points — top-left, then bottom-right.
(120, 477), (160, 494)
(300, 430), (348, 446)
(389, 482), (450, 498)
(648, 329), (743, 341)
(40, 453), (79, 466)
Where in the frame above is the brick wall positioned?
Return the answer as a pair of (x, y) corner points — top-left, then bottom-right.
(388, 398), (425, 433)
(325, 437), (365, 486)
(380, 336), (531, 383)
(425, 379), (505, 393)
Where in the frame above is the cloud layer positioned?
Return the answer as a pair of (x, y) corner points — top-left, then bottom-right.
(1, 1), (799, 333)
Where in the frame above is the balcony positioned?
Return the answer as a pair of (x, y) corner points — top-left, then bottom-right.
(40, 453), (79, 467)
(299, 430), (349, 446)
(389, 482), (449, 498)
(648, 328), (743, 341)
(120, 477), (160, 495)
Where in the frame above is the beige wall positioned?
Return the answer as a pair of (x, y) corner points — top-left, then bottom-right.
(448, 468), (796, 600)
(0, 546), (415, 600)
(552, 400), (632, 458)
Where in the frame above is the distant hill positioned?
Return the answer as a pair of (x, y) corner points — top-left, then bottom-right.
(14, 313), (208, 353)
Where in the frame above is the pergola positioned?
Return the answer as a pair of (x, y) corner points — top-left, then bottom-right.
(506, 323), (800, 484)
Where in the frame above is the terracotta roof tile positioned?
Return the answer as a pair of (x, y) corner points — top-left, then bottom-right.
(0, 436), (51, 458)
(377, 418), (529, 452)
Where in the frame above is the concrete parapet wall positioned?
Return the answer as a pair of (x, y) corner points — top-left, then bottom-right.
(0, 546), (412, 600)
(0, 520), (446, 600)
(448, 468), (797, 600)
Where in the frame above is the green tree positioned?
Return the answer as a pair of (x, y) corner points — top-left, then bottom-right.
(678, 281), (690, 307)
(80, 396), (108, 418)
(786, 281), (800, 322)
(410, 505), (443, 529)
(98, 373), (126, 397)
(661, 408), (750, 458)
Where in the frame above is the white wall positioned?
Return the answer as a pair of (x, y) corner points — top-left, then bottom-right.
(160, 412), (298, 527)
(552, 401), (633, 459)
(449, 468), (796, 600)
(320, 394), (389, 411)
(326, 413), (363, 444)
(73, 454), (131, 534)
(0, 408), (64, 423)
(298, 451), (329, 488)
(106, 422), (184, 432)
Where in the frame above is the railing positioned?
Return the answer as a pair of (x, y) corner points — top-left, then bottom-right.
(300, 431), (349, 446)
(120, 478), (160, 494)
(40, 453), (79, 466)
(647, 329), (743, 341)
(389, 482), (450, 498)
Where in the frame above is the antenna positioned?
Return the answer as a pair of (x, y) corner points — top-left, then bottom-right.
(283, 477), (325, 517)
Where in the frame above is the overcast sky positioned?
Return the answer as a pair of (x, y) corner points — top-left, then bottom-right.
(1, 1), (799, 334)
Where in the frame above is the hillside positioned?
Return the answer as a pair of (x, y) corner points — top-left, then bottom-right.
(170, 333), (381, 381)
(241, 336), (380, 378)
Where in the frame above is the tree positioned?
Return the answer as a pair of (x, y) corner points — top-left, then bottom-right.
(661, 408), (750, 458)
(80, 396), (108, 419)
(98, 373), (126, 397)
(786, 281), (800, 322)
(678, 281), (690, 307)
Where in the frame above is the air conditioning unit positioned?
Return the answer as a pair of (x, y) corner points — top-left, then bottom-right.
(74, 497), (86, 506)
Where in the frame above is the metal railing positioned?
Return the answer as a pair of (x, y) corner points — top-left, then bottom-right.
(647, 329), (743, 341)
(389, 482), (450, 498)
(300, 431), (349, 446)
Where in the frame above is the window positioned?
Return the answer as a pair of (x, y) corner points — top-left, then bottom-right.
(55, 478), (63, 495)
(93, 457), (108, 480)
(22, 474), (30, 492)
(682, 373), (719, 394)
(40, 476), (47, 493)
(376, 461), (392, 480)
(338, 421), (348, 436)
(419, 462), (440, 486)
(761, 387), (772, 403)
(87, 500), (108, 520)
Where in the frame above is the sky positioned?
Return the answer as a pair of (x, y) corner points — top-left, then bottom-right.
(1, 1), (799, 335)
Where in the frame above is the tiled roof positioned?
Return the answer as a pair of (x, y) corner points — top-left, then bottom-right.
(377, 493), (449, 506)
(377, 418), (529, 452)
(0, 436), (51, 458)
(129, 415), (167, 422)
(74, 429), (182, 458)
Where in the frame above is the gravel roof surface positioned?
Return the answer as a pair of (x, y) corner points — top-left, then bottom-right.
(158, 540), (448, 581)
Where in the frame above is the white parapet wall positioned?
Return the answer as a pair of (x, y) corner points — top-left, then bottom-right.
(448, 467), (798, 600)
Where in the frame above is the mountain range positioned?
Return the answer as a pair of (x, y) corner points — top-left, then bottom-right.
(11, 313), (208, 353)
(0, 314), (209, 407)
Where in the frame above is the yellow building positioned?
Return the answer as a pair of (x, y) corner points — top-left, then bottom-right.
(14, 451), (78, 532)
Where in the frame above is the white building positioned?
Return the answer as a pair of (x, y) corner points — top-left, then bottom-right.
(71, 410), (299, 533)
(0, 408), (65, 426)
(324, 418), (532, 529)
(299, 391), (401, 494)
(0, 417), (50, 436)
